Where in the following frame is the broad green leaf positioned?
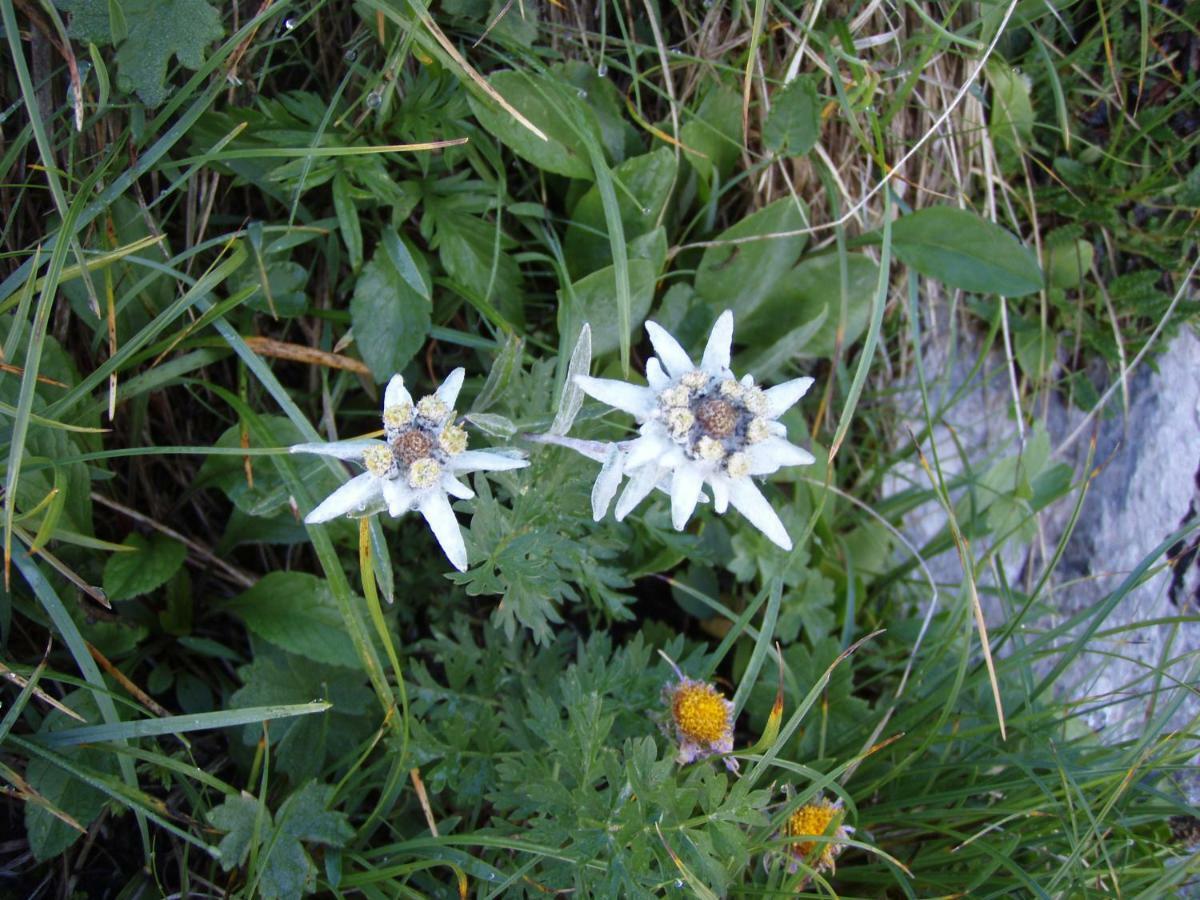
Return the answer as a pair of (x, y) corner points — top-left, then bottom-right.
(560, 60), (639, 163)
(64, 0), (224, 107)
(427, 208), (523, 322)
(763, 76), (821, 156)
(24, 693), (118, 861)
(558, 258), (657, 357)
(332, 171), (363, 272)
(467, 70), (600, 179)
(739, 253), (880, 360)
(1045, 234), (1094, 289)
(564, 148), (678, 277)
(226, 572), (361, 669)
(695, 196), (810, 318)
(680, 82), (743, 192)
(350, 238), (432, 382)
(229, 644), (374, 782)
(985, 60), (1034, 157)
(235, 257), (308, 318)
(890, 206), (1042, 297)
(102, 532), (187, 602)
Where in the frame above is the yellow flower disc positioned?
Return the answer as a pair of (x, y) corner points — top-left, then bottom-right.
(671, 682), (730, 746)
(786, 801), (840, 869)
(382, 403), (413, 429)
(408, 457), (442, 489)
(416, 395), (448, 421)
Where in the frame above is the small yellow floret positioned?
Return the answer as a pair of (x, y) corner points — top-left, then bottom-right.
(786, 801), (842, 870)
(743, 386), (768, 416)
(719, 379), (744, 400)
(666, 408), (695, 440)
(726, 451), (750, 478)
(660, 385), (691, 408)
(382, 403), (413, 429)
(681, 370), (709, 390)
(439, 423), (468, 455)
(415, 395), (448, 421)
(671, 682), (730, 746)
(407, 457), (441, 489)
(362, 444), (394, 478)
(746, 417), (770, 444)
(697, 436), (725, 461)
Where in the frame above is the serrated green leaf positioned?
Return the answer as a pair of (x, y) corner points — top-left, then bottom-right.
(208, 792), (269, 871)
(275, 781), (354, 846)
(66, 0), (224, 107)
(350, 238), (432, 382)
(890, 206), (1043, 297)
(226, 572), (360, 669)
(763, 76), (821, 156)
(102, 532), (187, 602)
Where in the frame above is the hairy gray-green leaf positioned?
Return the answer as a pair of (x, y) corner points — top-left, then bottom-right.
(102, 532), (187, 602)
(890, 206), (1042, 297)
(350, 238), (432, 382)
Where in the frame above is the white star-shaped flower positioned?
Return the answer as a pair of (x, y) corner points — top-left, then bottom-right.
(572, 310), (814, 550)
(291, 368), (528, 571)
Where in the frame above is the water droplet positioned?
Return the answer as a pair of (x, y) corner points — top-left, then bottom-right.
(344, 48), (358, 62)
(283, 16), (297, 30)
(597, 63), (608, 77)
(674, 880), (684, 889)
(228, 74), (243, 87)
(366, 91), (382, 109)
(577, 88), (588, 99)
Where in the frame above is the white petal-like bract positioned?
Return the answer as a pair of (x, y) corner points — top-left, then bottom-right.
(305, 473), (383, 523)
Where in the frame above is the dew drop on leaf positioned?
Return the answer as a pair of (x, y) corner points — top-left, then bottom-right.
(366, 91), (382, 109)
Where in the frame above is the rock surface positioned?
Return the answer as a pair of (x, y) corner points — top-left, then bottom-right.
(886, 312), (1200, 799)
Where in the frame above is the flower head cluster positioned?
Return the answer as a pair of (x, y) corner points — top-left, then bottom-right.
(291, 368), (527, 572)
(781, 796), (853, 875)
(661, 659), (738, 772)
(571, 311), (815, 550)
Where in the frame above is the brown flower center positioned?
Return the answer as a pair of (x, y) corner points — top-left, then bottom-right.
(393, 429), (435, 464)
(695, 398), (738, 438)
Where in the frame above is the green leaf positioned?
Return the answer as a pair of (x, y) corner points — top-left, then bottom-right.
(564, 148), (678, 277)
(680, 82), (743, 192)
(890, 206), (1042, 297)
(467, 69), (600, 179)
(985, 60), (1034, 157)
(65, 0), (224, 107)
(350, 237), (432, 382)
(558, 259), (657, 357)
(332, 171), (363, 272)
(24, 692), (118, 861)
(740, 252), (880, 361)
(275, 781), (355, 846)
(226, 572), (361, 669)
(229, 644), (374, 782)
(208, 792), (268, 871)
(427, 208), (523, 321)
(695, 196), (810, 318)
(763, 76), (821, 156)
(1044, 232), (1094, 289)
(102, 532), (187, 602)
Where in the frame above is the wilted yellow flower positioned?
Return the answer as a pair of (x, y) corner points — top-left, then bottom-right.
(782, 796), (853, 875)
(661, 658), (738, 772)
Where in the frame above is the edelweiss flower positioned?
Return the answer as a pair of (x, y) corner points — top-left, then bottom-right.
(291, 368), (528, 571)
(781, 795), (853, 875)
(574, 310), (815, 550)
(662, 658), (738, 772)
